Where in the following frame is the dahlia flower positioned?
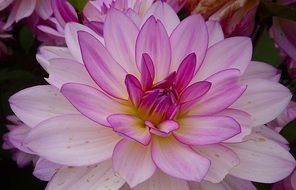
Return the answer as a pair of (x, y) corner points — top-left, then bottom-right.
(8, 2), (295, 189)
(272, 169), (296, 190)
(0, 0), (52, 29)
(186, 0), (259, 37)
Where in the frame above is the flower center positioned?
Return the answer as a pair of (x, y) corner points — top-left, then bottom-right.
(137, 88), (178, 125)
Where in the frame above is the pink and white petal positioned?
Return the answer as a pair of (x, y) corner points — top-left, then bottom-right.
(64, 22), (104, 63)
(189, 69), (246, 115)
(193, 144), (239, 183)
(221, 175), (257, 190)
(126, 9), (141, 28)
(125, 74), (143, 107)
(142, 1), (180, 35)
(46, 160), (125, 190)
(36, 46), (75, 71)
(78, 31), (128, 99)
(241, 61), (280, 82)
(206, 20), (224, 47)
(170, 15), (208, 72)
(112, 140), (156, 187)
(136, 16), (171, 82)
(9, 85), (78, 127)
(25, 114), (121, 166)
(227, 134), (296, 183)
(252, 125), (289, 147)
(61, 83), (129, 127)
(108, 114), (151, 145)
(232, 79), (292, 127)
(104, 8), (139, 76)
(33, 158), (61, 181)
(217, 108), (252, 143)
(151, 136), (210, 182)
(133, 171), (190, 190)
(36, 0), (52, 19)
(194, 37), (252, 81)
(47, 58), (97, 89)
(174, 116), (240, 145)
(189, 181), (226, 190)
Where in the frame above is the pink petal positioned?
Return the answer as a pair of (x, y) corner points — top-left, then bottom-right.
(46, 160), (125, 190)
(227, 134), (296, 183)
(142, 1), (180, 35)
(25, 114), (120, 166)
(9, 85), (77, 127)
(151, 136), (210, 182)
(36, 0), (52, 20)
(51, 0), (78, 26)
(222, 175), (257, 190)
(112, 140), (156, 187)
(136, 16), (171, 82)
(217, 108), (252, 143)
(104, 8), (139, 76)
(252, 125), (288, 146)
(175, 53), (198, 93)
(232, 79), (292, 127)
(194, 37), (252, 81)
(33, 158), (61, 181)
(206, 20), (224, 47)
(36, 46), (75, 71)
(61, 83), (128, 127)
(78, 31), (128, 99)
(133, 171), (190, 190)
(242, 61), (280, 82)
(64, 23), (104, 63)
(193, 144), (239, 183)
(108, 114), (151, 145)
(174, 116), (240, 145)
(271, 17), (296, 61)
(179, 81), (212, 111)
(47, 58), (97, 89)
(189, 69), (246, 115)
(0, 0), (14, 11)
(146, 120), (179, 137)
(6, 124), (32, 153)
(170, 15), (208, 72)
(15, 0), (36, 22)
(125, 75), (143, 107)
(3, 0), (36, 29)
(189, 175), (257, 189)
(140, 53), (155, 90)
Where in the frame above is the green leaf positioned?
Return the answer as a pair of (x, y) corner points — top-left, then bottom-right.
(19, 26), (34, 53)
(280, 119), (296, 144)
(260, 0), (296, 21)
(253, 30), (281, 67)
(68, 0), (89, 12)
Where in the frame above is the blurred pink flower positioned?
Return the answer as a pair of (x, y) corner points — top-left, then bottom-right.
(37, 0), (154, 45)
(0, 0), (52, 29)
(9, 2), (295, 189)
(270, 0), (296, 79)
(186, 0), (259, 37)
